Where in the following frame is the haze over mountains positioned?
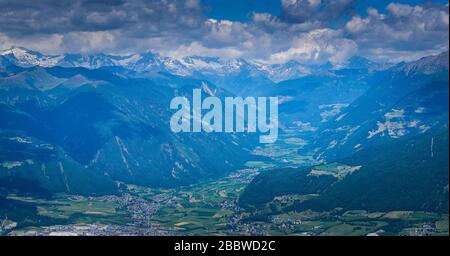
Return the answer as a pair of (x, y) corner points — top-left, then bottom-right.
(1, 47), (449, 214)
(0, 47), (387, 95)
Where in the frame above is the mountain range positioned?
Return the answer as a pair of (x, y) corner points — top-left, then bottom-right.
(1, 47), (385, 95)
(1, 47), (448, 214)
(0, 51), (259, 195)
(240, 51), (449, 213)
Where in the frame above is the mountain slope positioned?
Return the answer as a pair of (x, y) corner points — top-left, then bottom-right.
(309, 51), (449, 162)
(0, 65), (257, 195)
(240, 52), (449, 213)
(240, 129), (449, 213)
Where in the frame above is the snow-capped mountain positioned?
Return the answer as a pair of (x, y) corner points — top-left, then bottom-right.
(0, 47), (63, 67)
(257, 60), (312, 82)
(1, 47), (383, 86)
(1, 47), (448, 207)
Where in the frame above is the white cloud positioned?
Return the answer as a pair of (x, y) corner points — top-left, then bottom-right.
(0, 33), (64, 54)
(269, 29), (357, 65)
(0, 0), (447, 65)
(164, 42), (243, 60)
(344, 3), (449, 62)
(60, 31), (118, 53)
(345, 16), (370, 33)
(387, 3), (414, 17)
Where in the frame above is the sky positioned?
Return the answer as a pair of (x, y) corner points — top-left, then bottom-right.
(0, 0), (448, 65)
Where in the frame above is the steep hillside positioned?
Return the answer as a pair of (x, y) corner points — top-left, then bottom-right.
(0, 65), (257, 195)
(240, 129), (449, 213)
(309, 51), (449, 162)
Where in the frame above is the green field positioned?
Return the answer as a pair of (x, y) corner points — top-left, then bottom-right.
(2, 130), (448, 236)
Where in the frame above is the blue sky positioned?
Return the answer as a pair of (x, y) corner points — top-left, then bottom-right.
(203, 0), (449, 20)
(356, 0), (449, 14)
(0, 0), (448, 64)
(203, 0), (282, 21)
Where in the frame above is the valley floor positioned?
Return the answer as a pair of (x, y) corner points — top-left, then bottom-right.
(1, 167), (448, 236)
(1, 130), (448, 236)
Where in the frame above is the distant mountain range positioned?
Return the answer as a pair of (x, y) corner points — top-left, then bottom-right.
(1, 47), (385, 95)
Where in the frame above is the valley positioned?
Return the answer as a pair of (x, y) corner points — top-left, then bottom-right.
(1, 130), (448, 236)
(2, 167), (448, 236)
(1, 48), (448, 237)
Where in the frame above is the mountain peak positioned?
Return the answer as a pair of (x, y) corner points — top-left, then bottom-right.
(0, 46), (62, 67)
(332, 56), (383, 72)
(1, 46), (34, 56)
(396, 50), (449, 75)
(2, 46), (448, 83)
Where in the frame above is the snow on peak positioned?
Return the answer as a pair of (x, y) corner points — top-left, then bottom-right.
(2, 47), (447, 83)
(1, 47), (62, 67)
